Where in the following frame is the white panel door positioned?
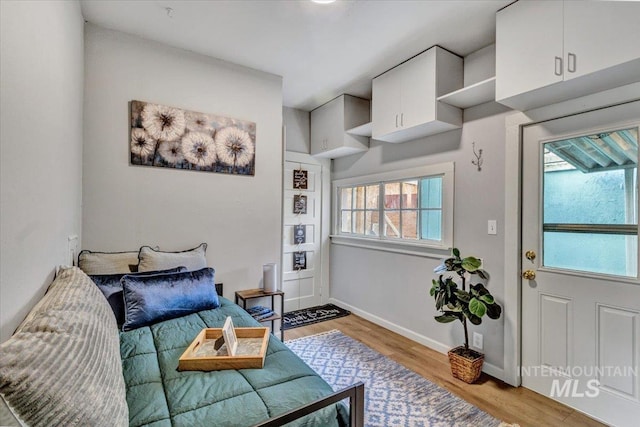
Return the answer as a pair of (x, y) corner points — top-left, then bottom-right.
(522, 101), (640, 427)
(282, 161), (322, 312)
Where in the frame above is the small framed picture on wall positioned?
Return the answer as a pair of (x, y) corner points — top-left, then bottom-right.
(293, 195), (307, 214)
(294, 224), (306, 244)
(293, 252), (307, 270)
(293, 169), (308, 190)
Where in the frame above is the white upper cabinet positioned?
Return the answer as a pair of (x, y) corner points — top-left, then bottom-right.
(496, 0), (640, 111)
(372, 46), (463, 143)
(310, 94), (370, 159)
(563, 1), (640, 80)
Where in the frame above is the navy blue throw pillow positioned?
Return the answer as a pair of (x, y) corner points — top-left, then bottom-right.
(90, 267), (186, 327)
(121, 267), (219, 331)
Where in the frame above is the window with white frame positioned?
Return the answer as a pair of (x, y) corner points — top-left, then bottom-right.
(333, 162), (454, 250)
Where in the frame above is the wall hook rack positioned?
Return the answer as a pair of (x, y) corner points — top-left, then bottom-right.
(472, 142), (483, 172)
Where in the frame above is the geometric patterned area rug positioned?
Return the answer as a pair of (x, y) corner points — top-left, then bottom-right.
(287, 330), (506, 427)
(282, 304), (351, 330)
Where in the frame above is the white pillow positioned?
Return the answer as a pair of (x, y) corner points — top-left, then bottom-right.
(137, 243), (207, 272)
(78, 250), (140, 274)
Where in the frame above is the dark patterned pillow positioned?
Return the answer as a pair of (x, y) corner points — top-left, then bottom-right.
(90, 267), (186, 326)
(122, 267), (219, 331)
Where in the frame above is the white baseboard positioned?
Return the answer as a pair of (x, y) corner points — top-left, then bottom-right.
(329, 297), (506, 382)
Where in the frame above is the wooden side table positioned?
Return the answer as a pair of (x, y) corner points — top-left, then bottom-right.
(235, 289), (285, 341)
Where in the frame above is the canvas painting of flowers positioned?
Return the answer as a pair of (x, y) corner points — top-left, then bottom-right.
(130, 100), (256, 175)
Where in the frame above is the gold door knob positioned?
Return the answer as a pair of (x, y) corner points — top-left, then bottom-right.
(525, 250), (536, 262)
(522, 270), (536, 280)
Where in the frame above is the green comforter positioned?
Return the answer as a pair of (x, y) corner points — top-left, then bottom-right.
(120, 297), (347, 427)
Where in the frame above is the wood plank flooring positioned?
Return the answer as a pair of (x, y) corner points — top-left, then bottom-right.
(284, 314), (605, 427)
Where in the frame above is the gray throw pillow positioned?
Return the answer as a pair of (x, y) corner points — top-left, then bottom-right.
(0, 267), (129, 426)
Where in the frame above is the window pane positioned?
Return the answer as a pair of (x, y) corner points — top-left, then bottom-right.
(365, 211), (379, 236)
(383, 211), (400, 238)
(354, 211), (365, 234)
(420, 177), (442, 209)
(402, 180), (418, 208)
(341, 187), (352, 210)
(384, 182), (400, 209)
(366, 185), (379, 209)
(544, 168), (636, 225)
(421, 210), (442, 241)
(341, 211), (352, 233)
(542, 128), (638, 277)
(544, 232), (637, 277)
(354, 186), (365, 209)
(402, 210), (418, 239)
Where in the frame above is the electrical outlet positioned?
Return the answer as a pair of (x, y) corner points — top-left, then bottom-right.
(472, 332), (483, 350)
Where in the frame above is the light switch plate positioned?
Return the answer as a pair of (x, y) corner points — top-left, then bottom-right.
(488, 220), (497, 235)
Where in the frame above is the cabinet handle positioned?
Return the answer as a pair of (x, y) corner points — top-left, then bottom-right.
(400, 113), (404, 127)
(554, 56), (563, 76)
(395, 114), (398, 128)
(567, 53), (576, 73)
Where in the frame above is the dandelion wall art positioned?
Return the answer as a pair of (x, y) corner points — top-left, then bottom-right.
(130, 100), (256, 175)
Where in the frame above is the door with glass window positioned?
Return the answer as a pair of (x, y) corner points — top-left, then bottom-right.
(522, 101), (640, 427)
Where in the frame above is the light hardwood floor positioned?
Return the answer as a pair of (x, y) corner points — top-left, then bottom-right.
(284, 314), (605, 427)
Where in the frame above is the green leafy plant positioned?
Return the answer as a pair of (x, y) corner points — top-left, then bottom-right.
(430, 248), (502, 354)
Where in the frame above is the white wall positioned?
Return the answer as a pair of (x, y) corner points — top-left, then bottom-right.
(83, 25), (283, 299)
(283, 107), (310, 154)
(0, 0), (84, 342)
(330, 102), (512, 376)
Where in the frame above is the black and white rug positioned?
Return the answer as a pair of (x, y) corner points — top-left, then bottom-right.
(282, 304), (351, 330)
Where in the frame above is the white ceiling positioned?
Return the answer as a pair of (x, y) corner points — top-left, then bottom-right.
(80, 0), (510, 111)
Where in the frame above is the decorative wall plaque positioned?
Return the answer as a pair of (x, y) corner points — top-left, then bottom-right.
(293, 195), (307, 214)
(294, 224), (306, 244)
(293, 169), (308, 189)
(293, 252), (307, 270)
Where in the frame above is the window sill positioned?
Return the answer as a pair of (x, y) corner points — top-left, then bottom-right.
(330, 235), (451, 259)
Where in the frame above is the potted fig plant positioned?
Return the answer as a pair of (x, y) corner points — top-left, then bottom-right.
(430, 248), (502, 383)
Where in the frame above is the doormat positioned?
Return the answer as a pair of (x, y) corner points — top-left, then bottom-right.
(282, 304), (350, 330)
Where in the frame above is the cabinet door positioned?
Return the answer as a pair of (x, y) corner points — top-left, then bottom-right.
(310, 103), (330, 156)
(399, 49), (436, 130)
(564, 1), (640, 80)
(496, 0), (564, 102)
(324, 98), (345, 152)
(372, 70), (401, 139)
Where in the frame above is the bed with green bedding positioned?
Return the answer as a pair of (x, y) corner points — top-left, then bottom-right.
(120, 297), (351, 427)
(0, 268), (362, 427)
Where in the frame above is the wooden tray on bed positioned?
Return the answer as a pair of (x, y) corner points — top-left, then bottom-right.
(178, 327), (270, 371)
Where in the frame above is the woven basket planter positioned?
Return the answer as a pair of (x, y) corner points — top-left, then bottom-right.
(447, 346), (484, 383)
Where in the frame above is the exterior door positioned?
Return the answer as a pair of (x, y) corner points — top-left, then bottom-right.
(282, 160), (322, 312)
(522, 101), (640, 427)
